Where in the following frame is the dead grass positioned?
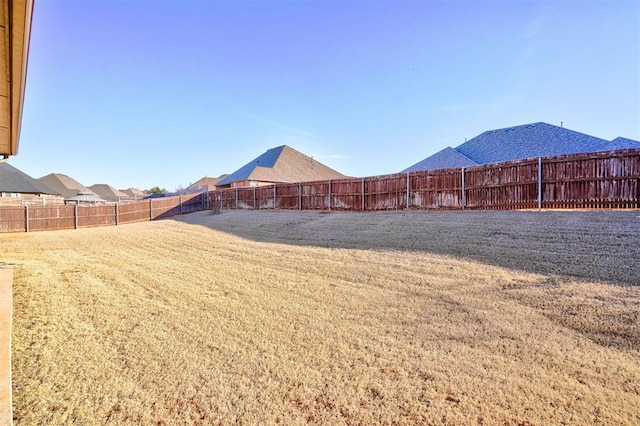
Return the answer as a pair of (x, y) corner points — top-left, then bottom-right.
(3, 210), (640, 424)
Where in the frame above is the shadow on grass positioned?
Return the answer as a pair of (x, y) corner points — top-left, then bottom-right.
(173, 209), (640, 286)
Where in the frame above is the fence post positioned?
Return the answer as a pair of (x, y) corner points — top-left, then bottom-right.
(253, 186), (256, 210)
(235, 187), (238, 210)
(24, 205), (29, 232)
(219, 190), (223, 211)
(298, 183), (302, 210)
(461, 167), (466, 210)
(115, 204), (119, 225)
(362, 178), (365, 211)
(328, 180), (332, 211)
(406, 172), (410, 210)
(74, 204), (79, 229)
(538, 157), (542, 211)
(179, 195), (183, 214)
(149, 199), (153, 220)
(273, 184), (277, 210)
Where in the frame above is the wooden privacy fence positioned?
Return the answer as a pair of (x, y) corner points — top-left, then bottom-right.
(0, 193), (208, 233)
(1, 149), (638, 233)
(210, 149), (640, 212)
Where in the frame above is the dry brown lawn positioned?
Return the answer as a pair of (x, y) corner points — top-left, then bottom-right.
(2, 210), (639, 425)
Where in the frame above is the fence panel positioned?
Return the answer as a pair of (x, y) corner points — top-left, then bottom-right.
(78, 205), (117, 228)
(365, 174), (407, 211)
(150, 196), (181, 219)
(219, 189), (235, 210)
(235, 188), (255, 209)
(0, 207), (26, 232)
(180, 193), (204, 214)
(542, 150), (640, 209)
(465, 159), (538, 210)
(276, 183), (300, 210)
(118, 201), (151, 224)
(27, 205), (76, 231)
(300, 181), (329, 210)
(410, 169), (462, 209)
(331, 178), (363, 211)
(254, 186), (274, 209)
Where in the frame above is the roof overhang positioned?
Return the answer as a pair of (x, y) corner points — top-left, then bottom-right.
(0, 0), (34, 158)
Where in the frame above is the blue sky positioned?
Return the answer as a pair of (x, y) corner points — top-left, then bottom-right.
(10, 0), (640, 191)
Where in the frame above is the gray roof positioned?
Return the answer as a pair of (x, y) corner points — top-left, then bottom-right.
(217, 146), (284, 186)
(404, 122), (640, 172)
(0, 162), (57, 194)
(456, 122), (610, 164)
(402, 147), (477, 173)
(609, 137), (640, 150)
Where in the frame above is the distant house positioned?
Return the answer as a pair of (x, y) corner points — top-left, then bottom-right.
(120, 188), (147, 199)
(0, 162), (63, 205)
(38, 173), (97, 199)
(88, 184), (130, 203)
(186, 175), (228, 192)
(216, 145), (346, 189)
(403, 122), (640, 172)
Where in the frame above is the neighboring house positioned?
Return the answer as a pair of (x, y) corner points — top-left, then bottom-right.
(186, 175), (228, 192)
(120, 188), (147, 199)
(38, 173), (97, 199)
(402, 147), (478, 172)
(0, 162), (63, 205)
(403, 122), (640, 172)
(89, 184), (130, 203)
(216, 145), (346, 188)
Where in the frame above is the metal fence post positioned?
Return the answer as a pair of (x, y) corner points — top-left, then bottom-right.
(235, 187), (238, 210)
(538, 157), (542, 211)
(149, 199), (153, 220)
(219, 190), (223, 211)
(461, 167), (466, 210)
(253, 186), (257, 210)
(74, 204), (79, 229)
(24, 205), (29, 232)
(298, 183), (302, 210)
(273, 184), (277, 210)
(328, 180), (332, 211)
(406, 172), (410, 210)
(362, 178), (365, 211)
(115, 204), (119, 225)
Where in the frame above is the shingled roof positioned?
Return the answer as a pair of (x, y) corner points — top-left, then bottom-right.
(0, 162), (56, 194)
(405, 122), (640, 172)
(88, 184), (129, 201)
(402, 147), (477, 173)
(217, 145), (346, 187)
(610, 137), (640, 150)
(187, 175), (228, 192)
(121, 188), (147, 197)
(38, 173), (97, 199)
(455, 122), (611, 164)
